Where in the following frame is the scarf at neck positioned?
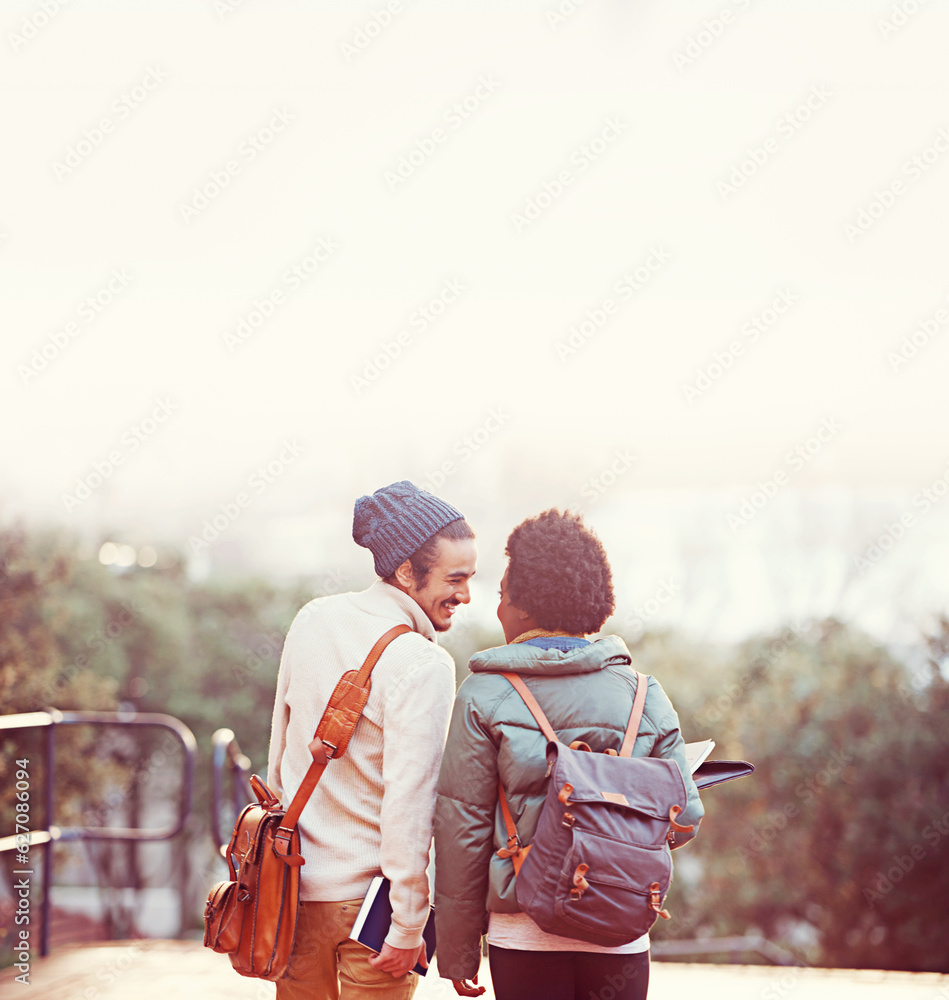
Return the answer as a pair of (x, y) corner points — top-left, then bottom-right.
(511, 627), (586, 644)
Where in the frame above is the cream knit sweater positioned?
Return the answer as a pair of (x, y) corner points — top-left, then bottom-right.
(267, 581), (456, 950)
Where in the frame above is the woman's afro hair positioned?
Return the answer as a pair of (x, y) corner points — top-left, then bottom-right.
(505, 508), (615, 635)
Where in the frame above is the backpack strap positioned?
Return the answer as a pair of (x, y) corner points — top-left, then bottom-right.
(502, 668), (648, 757)
(273, 623), (411, 862)
(618, 671), (648, 758)
(500, 672), (558, 742)
(495, 672), (557, 875)
(495, 777), (532, 875)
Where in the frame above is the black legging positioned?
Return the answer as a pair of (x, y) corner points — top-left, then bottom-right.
(488, 946), (649, 1000)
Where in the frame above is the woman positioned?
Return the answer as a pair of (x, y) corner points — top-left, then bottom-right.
(433, 509), (704, 1000)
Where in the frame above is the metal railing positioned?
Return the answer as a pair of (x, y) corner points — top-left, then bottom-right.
(0, 709), (196, 957)
(4, 714), (797, 968)
(651, 934), (800, 965)
(209, 728), (254, 857)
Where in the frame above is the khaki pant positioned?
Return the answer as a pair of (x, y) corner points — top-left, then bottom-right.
(276, 899), (419, 1000)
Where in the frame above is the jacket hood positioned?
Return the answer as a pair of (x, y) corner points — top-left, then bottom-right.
(468, 634), (632, 677)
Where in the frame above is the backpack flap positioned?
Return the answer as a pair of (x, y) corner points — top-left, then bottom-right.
(548, 740), (689, 825)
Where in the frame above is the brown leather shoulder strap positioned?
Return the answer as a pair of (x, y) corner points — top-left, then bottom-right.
(496, 777), (531, 876)
(353, 623), (412, 687)
(277, 624), (411, 843)
(498, 778), (518, 842)
(618, 670), (647, 757)
(503, 667), (647, 756)
(494, 671), (554, 876)
(501, 671), (559, 743)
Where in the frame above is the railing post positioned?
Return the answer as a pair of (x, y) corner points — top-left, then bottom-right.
(232, 756), (244, 818)
(210, 728), (253, 858)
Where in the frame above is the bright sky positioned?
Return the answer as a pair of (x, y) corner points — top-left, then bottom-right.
(2, 1), (948, 641)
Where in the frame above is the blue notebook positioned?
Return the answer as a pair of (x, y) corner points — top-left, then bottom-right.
(349, 876), (436, 976)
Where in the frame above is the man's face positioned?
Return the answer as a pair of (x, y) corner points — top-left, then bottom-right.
(405, 537), (477, 632)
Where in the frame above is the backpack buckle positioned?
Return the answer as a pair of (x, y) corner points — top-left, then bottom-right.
(668, 804), (694, 834)
(648, 882), (671, 919)
(497, 832), (522, 858)
(569, 864), (590, 900)
(496, 837), (532, 876)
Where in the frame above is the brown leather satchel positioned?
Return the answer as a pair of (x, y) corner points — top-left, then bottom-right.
(203, 623), (411, 980)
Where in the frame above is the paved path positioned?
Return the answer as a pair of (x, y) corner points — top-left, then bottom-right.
(2, 940), (947, 999)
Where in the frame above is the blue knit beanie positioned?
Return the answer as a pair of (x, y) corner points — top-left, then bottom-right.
(352, 480), (466, 578)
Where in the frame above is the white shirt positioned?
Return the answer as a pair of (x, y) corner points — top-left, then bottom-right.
(267, 580), (455, 950)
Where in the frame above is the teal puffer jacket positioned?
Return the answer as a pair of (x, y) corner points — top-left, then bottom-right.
(433, 635), (704, 980)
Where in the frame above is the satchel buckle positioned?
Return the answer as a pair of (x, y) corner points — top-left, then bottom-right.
(322, 741), (338, 760)
(272, 826), (306, 866)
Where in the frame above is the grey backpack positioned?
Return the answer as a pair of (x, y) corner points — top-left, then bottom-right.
(496, 670), (693, 947)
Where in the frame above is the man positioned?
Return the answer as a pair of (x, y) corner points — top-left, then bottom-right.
(268, 480), (477, 999)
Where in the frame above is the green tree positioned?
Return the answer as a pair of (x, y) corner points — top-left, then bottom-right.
(0, 527), (125, 955)
(641, 619), (949, 972)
